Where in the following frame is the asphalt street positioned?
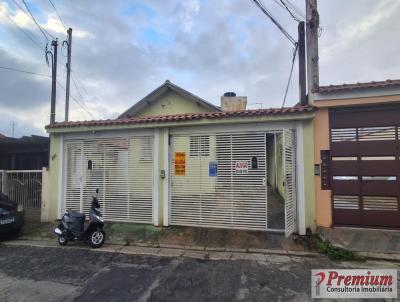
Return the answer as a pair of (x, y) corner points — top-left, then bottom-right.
(0, 244), (399, 302)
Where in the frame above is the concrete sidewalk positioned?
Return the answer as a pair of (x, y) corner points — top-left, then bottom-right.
(0, 239), (318, 262)
(16, 222), (316, 256)
(318, 227), (400, 261)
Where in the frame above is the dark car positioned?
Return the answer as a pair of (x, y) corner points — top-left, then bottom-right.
(0, 193), (24, 237)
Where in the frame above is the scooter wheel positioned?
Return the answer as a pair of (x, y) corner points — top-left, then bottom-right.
(58, 236), (68, 246)
(89, 230), (105, 248)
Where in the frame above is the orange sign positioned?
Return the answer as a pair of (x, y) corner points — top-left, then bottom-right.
(175, 152), (186, 176)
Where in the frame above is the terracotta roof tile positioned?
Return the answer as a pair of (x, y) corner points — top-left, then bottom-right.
(46, 105), (315, 129)
(315, 79), (400, 93)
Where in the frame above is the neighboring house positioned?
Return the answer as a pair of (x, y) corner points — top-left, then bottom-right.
(0, 134), (49, 222)
(313, 79), (400, 230)
(45, 80), (316, 237)
(0, 135), (49, 170)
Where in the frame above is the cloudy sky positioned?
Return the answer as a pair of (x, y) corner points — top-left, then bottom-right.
(0, 0), (399, 137)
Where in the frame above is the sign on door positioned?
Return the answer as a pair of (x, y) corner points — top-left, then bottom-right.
(235, 161), (249, 174)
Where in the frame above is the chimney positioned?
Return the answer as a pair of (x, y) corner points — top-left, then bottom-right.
(221, 92), (247, 111)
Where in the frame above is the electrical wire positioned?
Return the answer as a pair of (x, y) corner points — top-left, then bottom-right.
(71, 70), (89, 95)
(0, 6), (45, 51)
(251, 0), (296, 45)
(57, 81), (95, 119)
(283, 0), (306, 19)
(0, 65), (50, 78)
(279, 0), (302, 22)
(47, 0), (67, 31)
(282, 44), (298, 108)
(20, 0), (55, 41)
(0, 65), (94, 119)
(270, 0), (286, 10)
(70, 75), (92, 113)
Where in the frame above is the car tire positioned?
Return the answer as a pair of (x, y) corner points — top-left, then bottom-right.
(88, 230), (105, 248)
(9, 227), (22, 238)
(58, 235), (68, 246)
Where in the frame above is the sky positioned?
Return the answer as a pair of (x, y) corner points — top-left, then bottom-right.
(0, 0), (399, 137)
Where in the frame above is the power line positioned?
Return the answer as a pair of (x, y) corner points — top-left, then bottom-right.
(47, 0), (67, 31)
(251, 0), (297, 45)
(56, 80), (95, 118)
(20, 0), (55, 41)
(0, 6), (45, 51)
(282, 44), (298, 108)
(0, 65), (50, 78)
(0, 65), (94, 119)
(71, 70), (89, 95)
(70, 75), (92, 113)
(270, 0), (286, 10)
(279, 0), (301, 22)
(283, 0), (306, 19)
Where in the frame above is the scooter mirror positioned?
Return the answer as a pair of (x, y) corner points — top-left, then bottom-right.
(96, 189), (99, 194)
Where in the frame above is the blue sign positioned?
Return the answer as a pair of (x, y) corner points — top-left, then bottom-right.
(209, 161), (218, 177)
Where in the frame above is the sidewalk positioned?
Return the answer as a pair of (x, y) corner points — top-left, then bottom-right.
(1, 239), (318, 262)
(318, 227), (400, 261)
(12, 222), (317, 258)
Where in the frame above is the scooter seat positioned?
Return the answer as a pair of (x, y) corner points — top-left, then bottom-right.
(66, 210), (86, 220)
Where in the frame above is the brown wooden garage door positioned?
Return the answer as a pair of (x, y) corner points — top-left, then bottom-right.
(330, 105), (400, 229)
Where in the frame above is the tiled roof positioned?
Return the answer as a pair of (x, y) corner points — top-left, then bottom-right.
(46, 105), (315, 129)
(315, 79), (400, 93)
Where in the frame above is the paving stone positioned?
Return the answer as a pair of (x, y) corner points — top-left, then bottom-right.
(157, 248), (184, 258)
(230, 252), (267, 262)
(158, 243), (185, 249)
(208, 252), (232, 260)
(119, 246), (160, 256)
(184, 245), (206, 251)
(248, 248), (288, 255)
(205, 247), (226, 252)
(182, 250), (209, 260)
(226, 248), (247, 253)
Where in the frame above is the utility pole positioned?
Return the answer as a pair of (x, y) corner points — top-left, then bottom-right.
(47, 39), (58, 125)
(63, 28), (72, 122)
(298, 21), (307, 105)
(306, 0), (319, 103)
(11, 121), (15, 137)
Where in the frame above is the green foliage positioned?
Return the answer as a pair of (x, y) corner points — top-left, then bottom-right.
(313, 234), (365, 262)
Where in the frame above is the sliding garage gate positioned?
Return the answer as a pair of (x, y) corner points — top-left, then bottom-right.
(64, 137), (153, 223)
(169, 131), (297, 235)
(330, 105), (400, 228)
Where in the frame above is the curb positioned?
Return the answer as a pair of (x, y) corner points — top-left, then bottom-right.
(3, 238), (319, 259)
(354, 252), (400, 262)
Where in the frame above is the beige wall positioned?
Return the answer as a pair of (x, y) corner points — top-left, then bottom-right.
(136, 91), (212, 117)
(46, 134), (62, 221)
(313, 108), (331, 227)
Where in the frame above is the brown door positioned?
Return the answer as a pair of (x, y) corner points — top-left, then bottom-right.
(330, 105), (400, 229)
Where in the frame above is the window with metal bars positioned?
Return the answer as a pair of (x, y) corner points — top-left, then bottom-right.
(189, 135), (210, 157)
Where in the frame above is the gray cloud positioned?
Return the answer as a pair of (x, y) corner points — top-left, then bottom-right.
(0, 0), (399, 137)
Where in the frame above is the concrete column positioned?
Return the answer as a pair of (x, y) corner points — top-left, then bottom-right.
(40, 167), (50, 223)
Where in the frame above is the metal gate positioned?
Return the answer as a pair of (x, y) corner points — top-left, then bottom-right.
(1, 170), (42, 221)
(330, 105), (400, 228)
(283, 129), (297, 236)
(64, 136), (153, 223)
(170, 131), (297, 234)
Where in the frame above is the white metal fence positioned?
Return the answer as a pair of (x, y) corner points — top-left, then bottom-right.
(1, 170), (42, 209)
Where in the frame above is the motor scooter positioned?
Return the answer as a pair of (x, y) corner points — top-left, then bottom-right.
(54, 189), (105, 248)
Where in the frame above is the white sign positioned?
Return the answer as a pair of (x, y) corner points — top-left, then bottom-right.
(311, 269), (397, 299)
(235, 161), (249, 174)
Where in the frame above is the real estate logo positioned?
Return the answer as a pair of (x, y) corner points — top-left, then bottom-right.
(311, 269), (397, 299)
